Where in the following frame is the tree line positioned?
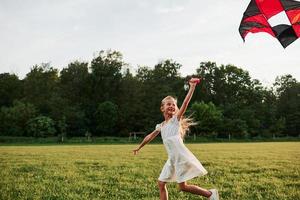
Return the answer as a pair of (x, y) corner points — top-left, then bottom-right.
(0, 50), (299, 139)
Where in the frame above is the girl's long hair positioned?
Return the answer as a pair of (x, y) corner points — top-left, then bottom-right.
(160, 96), (197, 138)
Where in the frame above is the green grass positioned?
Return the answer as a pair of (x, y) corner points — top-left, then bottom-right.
(0, 142), (299, 200)
(1, 136), (300, 145)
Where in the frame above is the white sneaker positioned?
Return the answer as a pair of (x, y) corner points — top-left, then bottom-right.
(208, 189), (219, 200)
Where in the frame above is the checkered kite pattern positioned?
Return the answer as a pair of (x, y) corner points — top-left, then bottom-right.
(239, 0), (300, 48)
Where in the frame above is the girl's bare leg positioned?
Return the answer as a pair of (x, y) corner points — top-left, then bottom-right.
(158, 181), (168, 200)
(178, 182), (212, 198)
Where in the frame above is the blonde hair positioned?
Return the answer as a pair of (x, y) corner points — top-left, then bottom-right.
(160, 96), (196, 138)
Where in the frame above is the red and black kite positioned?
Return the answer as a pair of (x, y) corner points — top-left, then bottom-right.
(239, 0), (300, 48)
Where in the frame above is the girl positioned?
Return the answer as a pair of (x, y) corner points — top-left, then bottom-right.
(133, 78), (219, 200)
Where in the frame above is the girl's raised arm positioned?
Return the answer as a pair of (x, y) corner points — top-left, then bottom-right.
(176, 78), (200, 121)
(133, 129), (160, 155)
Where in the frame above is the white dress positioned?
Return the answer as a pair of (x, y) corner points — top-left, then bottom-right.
(156, 115), (207, 183)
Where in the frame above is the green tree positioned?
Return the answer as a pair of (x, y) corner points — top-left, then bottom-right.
(23, 63), (59, 115)
(195, 62), (271, 137)
(57, 116), (67, 142)
(223, 118), (248, 139)
(63, 106), (88, 137)
(1, 49), (299, 139)
(273, 74), (297, 96)
(256, 88), (278, 136)
(59, 61), (90, 106)
(58, 61), (91, 136)
(117, 69), (144, 136)
(90, 50), (123, 103)
(270, 117), (286, 137)
(274, 75), (300, 136)
(0, 101), (37, 136)
(26, 116), (56, 137)
(0, 73), (23, 107)
(277, 82), (300, 136)
(95, 101), (118, 136)
(193, 61), (217, 103)
(190, 101), (223, 137)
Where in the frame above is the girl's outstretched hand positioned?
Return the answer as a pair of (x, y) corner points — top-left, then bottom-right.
(189, 77), (201, 87)
(133, 148), (139, 155)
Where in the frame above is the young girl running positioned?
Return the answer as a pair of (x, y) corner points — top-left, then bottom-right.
(133, 78), (219, 200)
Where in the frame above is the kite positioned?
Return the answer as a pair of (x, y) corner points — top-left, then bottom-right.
(239, 0), (300, 48)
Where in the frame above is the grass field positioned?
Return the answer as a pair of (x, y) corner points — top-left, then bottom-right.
(0, 142), (299, 200)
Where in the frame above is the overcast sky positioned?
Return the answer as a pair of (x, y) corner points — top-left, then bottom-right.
(0, 0), (299, 86)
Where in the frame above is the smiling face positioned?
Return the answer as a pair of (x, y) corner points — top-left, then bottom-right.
(161, 96), (178, 117)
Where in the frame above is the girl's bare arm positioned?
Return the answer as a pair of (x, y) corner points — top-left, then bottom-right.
(133, 130), (160, 155)
(177, 79), (198, 120)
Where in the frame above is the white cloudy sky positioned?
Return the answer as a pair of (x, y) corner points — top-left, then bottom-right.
(0, 0), (299, 86)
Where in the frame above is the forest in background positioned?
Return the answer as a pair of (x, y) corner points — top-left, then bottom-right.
(0, 50), (299, 139)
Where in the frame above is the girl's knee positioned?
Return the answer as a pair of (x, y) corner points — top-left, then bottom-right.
(178, 182), (187, 192)
(158, 181), (166, 190)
